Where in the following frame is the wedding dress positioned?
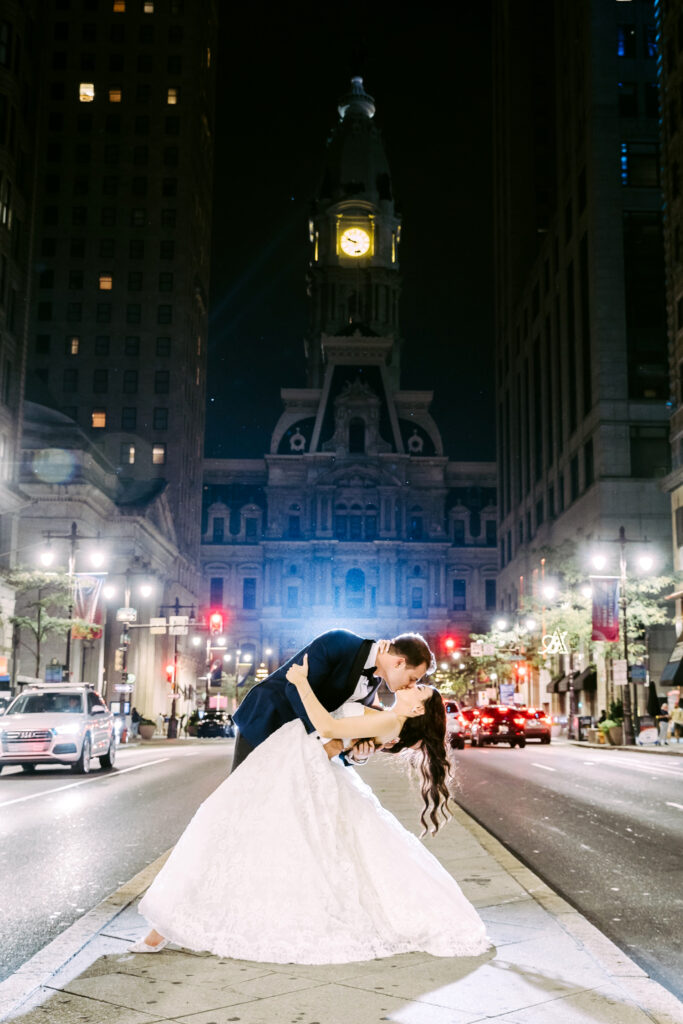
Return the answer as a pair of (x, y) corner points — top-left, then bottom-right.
(138, 720), (490, 964)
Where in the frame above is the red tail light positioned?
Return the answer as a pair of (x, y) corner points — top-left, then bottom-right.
(513, 716), (526, 726)
(482, 716), (494, 724)
(541, 716), (552, 724)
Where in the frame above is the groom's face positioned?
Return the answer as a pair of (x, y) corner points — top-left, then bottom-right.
(381, 658), (428, 693)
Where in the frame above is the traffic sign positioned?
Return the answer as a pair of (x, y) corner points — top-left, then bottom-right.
(114, 683), (133, 692)
(169, 615), (189, 635)
(116, 607), (137, 623)
(149, 617), (167, 635)
(629, 664), (646, 683)
(470, 642), (483, 656)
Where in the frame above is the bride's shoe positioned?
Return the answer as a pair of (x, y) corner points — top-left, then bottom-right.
(129, 936), (168, 953)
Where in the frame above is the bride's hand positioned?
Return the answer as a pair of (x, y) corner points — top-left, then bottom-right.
(285, 653), (309, 689)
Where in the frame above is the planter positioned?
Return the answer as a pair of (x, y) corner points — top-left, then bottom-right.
(187, 725), (197, 737)
(586, 728), (598, 744)
(607, 725), (623, 746)
(139, 724), (155, 740)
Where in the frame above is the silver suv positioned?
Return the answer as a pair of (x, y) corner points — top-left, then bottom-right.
(0, 685), (116, 774)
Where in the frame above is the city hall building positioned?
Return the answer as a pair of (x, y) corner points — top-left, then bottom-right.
(201, 78), (498, 671)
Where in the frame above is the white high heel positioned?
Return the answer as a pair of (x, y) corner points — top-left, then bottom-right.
(129, 937), (169, 953)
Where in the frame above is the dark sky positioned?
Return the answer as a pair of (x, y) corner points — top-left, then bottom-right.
(206, 4), (494, 462)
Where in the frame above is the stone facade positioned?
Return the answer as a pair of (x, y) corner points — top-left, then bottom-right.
(201, 79), (497, 673)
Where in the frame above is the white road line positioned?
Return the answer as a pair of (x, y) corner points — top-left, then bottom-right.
(0, 758), (169, 808)
(665, 801), (683, 811)
(532, 763), (557, 772)
(604, 761), (683, 779)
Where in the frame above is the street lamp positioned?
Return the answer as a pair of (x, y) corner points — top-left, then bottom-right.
(592, 525), (653, 746)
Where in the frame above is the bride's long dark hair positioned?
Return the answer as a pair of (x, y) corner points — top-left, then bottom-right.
(383, 688), (452, 836)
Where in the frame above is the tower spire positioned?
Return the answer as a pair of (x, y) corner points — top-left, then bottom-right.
(337, 76), (376, 120)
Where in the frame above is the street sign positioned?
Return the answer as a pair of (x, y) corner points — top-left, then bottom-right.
(629, 664), (647, 683)
(470, 642), (483, 656)
(149, 617), (167, 635)
(127, 673), (136, 683)
(116, 607), (137, 623)
(612, 659), (628, 686)
(500, 682), (515, 704)
(483, 643), (495, 656)
(114, 683), (133, 692)
(169, 615), (189, 635)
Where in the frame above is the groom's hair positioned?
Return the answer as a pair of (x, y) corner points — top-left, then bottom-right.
(389, 632), (436, 674)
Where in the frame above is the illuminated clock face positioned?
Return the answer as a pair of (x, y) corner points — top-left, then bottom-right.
(340, 227), (370, 257)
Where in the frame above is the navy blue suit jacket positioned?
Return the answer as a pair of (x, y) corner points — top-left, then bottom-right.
(233, 630), (375, 750)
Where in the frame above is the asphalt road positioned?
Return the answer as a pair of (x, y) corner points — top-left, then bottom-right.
(0, 741), (233, 983)
(450, 739), (683, 1001)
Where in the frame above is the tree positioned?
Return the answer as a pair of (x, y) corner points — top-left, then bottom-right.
(2, 570), (73, 677)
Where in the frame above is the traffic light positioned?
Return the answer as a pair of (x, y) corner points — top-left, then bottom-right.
(515, 662), (528, 680)
(210, 659), (223, 685)
(209, 610), (223, 635)
(165, 662), (175, 685)
(114, 650), (124, 671)
(443, 636), (457, 653)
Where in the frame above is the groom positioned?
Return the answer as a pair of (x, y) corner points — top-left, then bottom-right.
(231, 629), (435, 772)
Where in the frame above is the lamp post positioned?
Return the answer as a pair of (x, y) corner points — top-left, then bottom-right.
(158, 596), (196, 739)
(593, 526), (652, 746)
(39, 521), (105, 681)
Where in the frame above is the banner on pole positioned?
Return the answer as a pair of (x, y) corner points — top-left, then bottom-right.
(72, 574), (105, 639)
(590, 576), (620, 643)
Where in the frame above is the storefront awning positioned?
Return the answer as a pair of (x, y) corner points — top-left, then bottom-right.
(572, 666), (597, 692)
(546, 674), (565, 693)
(661, 638), (683, 684)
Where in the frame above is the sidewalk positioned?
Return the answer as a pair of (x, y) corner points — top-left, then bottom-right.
(2, 754), (683, 1024)
(568, 739), (683, 754)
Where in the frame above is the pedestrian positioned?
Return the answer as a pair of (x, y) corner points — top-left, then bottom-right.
(130, 706), (141, 739)
(671, 700), (683, 743)
(656, 700), (669, 746)
(130, 631), (491, 963)
(597, 708), (607, 725)
(156, 711), (165, 736)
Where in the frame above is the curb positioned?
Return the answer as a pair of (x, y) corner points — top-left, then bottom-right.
(0, 849), (170, 1022)
(568, 740), (683, 755)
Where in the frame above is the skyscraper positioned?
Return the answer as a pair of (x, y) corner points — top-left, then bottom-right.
(493, 0), (671, 618)
(26, 0), (217, 560)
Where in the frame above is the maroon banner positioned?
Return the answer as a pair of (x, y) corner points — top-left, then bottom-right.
(591, 576), (620, 643)
(71, 573), (104, 640)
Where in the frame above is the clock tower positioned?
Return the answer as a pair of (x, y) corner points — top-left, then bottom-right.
(305, 77), (402, 387)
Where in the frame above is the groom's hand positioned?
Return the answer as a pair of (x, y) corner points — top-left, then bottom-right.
(346, 739), (376, 764)
(323, 739), (344, 760)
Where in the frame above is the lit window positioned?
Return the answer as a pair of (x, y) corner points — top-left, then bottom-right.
(152, 443), (166, 465)
(167, 87), (178, 105)
(69, 336), (80, 354)
(120, 442), (135, 464)
(206, 47), (211, 68)
(109, 88), (122, 103)
(113, 0), (126, 10)
(99, 274), (113, 290)
(91, 409), (106, 428)
(143, 0), (154, 10)
(79, 83), (95, 102)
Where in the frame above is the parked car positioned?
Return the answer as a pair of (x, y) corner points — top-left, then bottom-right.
(0, 684), (116, 774)
(458, 706), (482, 744)
(196, 712), (235, 738)
(470, 705), (527, 748)
(443, 699), (466, 749)
(521, 707), (552, 743)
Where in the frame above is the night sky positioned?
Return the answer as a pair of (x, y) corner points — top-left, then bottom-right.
(206, 4), (494, 463)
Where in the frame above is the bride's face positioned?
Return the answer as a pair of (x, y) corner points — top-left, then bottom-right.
(394, 684), (431, 718)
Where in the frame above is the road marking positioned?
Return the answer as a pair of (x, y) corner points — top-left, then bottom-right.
(0, 758), (169, 808)
(605, 760), (683, 779)
(665, 801), (683, 811)
(532, 763), (557, 771)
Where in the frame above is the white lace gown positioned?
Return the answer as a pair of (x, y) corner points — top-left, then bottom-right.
(138, 720), (491, 964)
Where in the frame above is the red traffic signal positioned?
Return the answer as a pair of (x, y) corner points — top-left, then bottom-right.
(165, 662), (175, 684)
(209, 610), (224, 635)
(443, 636), (457, 652)
(516, 662), (528, 679)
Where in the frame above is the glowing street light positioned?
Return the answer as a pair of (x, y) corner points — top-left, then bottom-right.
(592, 554), (607, 571)
(496, 618), (508, 631)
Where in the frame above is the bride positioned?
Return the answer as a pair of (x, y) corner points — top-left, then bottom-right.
(132, 654), (490, 963)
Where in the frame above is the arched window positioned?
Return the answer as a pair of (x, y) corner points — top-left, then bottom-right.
(345, 568), (365, 608)
(349, 418), (365, 453)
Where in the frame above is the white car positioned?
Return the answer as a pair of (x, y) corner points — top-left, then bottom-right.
(443, 698), (466, 750)
(0, 685), (116, 774)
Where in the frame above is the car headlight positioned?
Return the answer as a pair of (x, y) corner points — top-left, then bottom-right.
(54, 723), (81, 735)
